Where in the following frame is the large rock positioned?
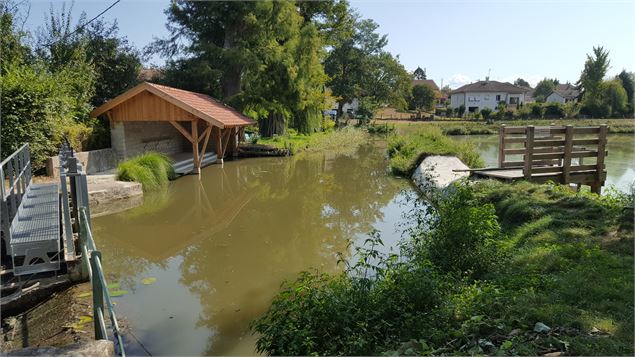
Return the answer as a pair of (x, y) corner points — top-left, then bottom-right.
(411, 155), (470, 192)
(87, 175), (143, 217)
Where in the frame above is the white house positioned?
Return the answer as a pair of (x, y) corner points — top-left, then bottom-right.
(545, 84), (580, 104)
(449, 80), (528, 112)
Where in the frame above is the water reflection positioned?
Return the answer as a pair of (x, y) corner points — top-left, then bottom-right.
(92, 145), (411, 355)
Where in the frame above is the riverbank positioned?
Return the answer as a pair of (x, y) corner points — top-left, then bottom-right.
(256, 127), (368, 155)
(252, 179), (634, 356)
(374, 118), (635, 135)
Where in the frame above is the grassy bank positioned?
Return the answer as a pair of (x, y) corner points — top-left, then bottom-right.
(387, 126), (484, 175)
(375, 118), (635, 136)
(257, 127), (368, 155)
(117, 152), (175, 191)
(252, 180), (634, 356)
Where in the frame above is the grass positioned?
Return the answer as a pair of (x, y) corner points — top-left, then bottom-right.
(257, 127), (368, 155)
(375, 118), (635, 136)
(117, 152), (176, 191)
(252, 180), (634, 356)
(387, 126), (485, 175)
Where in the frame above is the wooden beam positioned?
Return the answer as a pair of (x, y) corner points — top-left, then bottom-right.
(523, 126), (535, 179)
(498, 124), (505, 168)
(199, 124), (212, 169)
(198, 125), (211, 144)
(192, 119), (200, 174)
(221, 128), (232, 158)
(170, 121), (194, 143)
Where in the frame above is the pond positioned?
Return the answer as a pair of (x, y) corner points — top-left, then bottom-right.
(92, 143), (419, 355)
(450, 134), (635, 192)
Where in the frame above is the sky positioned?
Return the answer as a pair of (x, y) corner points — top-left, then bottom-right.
(22, 0), (635, 89)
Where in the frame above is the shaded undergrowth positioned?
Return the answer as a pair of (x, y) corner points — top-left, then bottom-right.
(252, 180), (634, 356)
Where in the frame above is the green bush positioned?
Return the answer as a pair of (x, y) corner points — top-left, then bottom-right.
(117, 152), (176, 191)
(544, 102), (566, 118)
(529, 103), (544, 118)
(480, 107), (493, 120)
(387, 126), (484, 175)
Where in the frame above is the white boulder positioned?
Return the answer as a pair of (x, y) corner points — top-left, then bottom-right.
(412, 155), (470, 191)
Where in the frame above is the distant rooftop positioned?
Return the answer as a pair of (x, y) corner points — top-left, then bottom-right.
(450, 80), (528, 94)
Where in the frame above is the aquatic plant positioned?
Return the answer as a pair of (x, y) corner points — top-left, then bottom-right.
(117, 152), (176, 191)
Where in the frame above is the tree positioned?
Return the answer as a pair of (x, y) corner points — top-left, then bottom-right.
(410, 84), (435, 114)
(413, 66), (426, 80)
(514, 78), (530, 88)
(325, 18), (410, 119)
(0, 0), (31, 74)
(617, 70), (634, 116)
(533, 78), (557, 102)
(456, 104), (466, 118)
(602, 79), (628, 117)
(578, 46), (610, 116)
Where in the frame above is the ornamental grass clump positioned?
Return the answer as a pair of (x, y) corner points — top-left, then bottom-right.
(117, 152), (176, 191)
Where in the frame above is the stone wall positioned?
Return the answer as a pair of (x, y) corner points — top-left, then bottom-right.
(112, 121), (190, 159)
(46, 148), (117, 178)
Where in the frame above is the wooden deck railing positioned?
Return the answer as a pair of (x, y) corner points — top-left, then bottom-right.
(496, 124), (608, 193)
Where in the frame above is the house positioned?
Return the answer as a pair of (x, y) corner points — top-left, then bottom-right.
(545, 84), (580, 104)
(90, 82), (255, 173)
(449, 80), (528, 112)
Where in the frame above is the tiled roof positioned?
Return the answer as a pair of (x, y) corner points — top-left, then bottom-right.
(551, 84), (580, 99)
(91, 82), (255, 128)
(146, 83), (255, 127)
(450, 80), (528, 94)
(412, 79), (439, 91)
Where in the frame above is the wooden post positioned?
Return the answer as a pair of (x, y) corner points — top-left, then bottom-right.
(498, 124), (506, 168)
(215, 127), (224, 164)
(562, 125), (573, 184)
(593, 124), (608, 194)
(191, 119), (200, 174)
(523, 126), (535, 180)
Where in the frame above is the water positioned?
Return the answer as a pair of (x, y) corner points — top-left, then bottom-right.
(450, 133), (635, 192)
(92, 144), (418, 356)
(92, 132), (634, 355)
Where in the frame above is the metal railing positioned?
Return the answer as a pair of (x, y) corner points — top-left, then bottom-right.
(59, 142), (125, 356)
(1, 144), (32, 243)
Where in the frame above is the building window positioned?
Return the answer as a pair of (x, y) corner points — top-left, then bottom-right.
(468, 106), (479, 113)
(509, 97), (519, 104)
(495, 94), (501, 101)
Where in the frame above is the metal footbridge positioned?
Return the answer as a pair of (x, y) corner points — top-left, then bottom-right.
(1, 143), (125, 355)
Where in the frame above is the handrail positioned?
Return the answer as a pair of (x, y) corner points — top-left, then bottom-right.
(80, 207), (126, 356)
(1, 143), (32, 246)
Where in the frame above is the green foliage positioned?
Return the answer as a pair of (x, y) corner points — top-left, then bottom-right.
(602, 79), (628, 117)
(533, 78), (557, 102)
(117, 152), (175, 191)
(410, 84), (436, 113)
(529, 103), (544, 118)
(457, 104), (466, 117)
(413, 66), (426, 80)
(480, 107), (493, 120)
(423, 184), (502, 278)
(387, 126), (484, 175)
(253, 180), (634, 356)
(544, 102), (566, 118)
(514, 78), (530, 87)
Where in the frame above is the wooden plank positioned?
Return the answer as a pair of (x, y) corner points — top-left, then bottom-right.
(595, 124), (608, 190)
(523, 126), (535, 179)
(221, 128), (232, 159)
(573, 126), (601, 135)
(571, 150), (606, 158)
(503, 126), (526, 134)
(531, 166), (565, 174)
(531, 139), (566, 147)
(170, 121), (194, 143)
(505, 147), (566, 155)
(572, 138), (599, 146)
(562, 125), (573, 184)
(498, 125), (505, 167)
(199, 123), (212, 167)
(502, 161), (524, 168)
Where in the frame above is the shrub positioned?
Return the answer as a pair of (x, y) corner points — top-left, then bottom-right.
(321, 115), (336, 132)
(387, 126), (484, 175)
(117, 152), (175, 191)
(529, 103), (544, 118)
(480, 107), (493, 120)
(457, 104), (466, 118)
(544, 102), (566, 118)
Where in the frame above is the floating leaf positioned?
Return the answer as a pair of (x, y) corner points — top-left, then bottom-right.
(141, 277), (157, 285)
(109, 290), (129, 297)
(79, 315), (93, 324)
(77, 292), (92, 298)
(107, 282), (121, 290)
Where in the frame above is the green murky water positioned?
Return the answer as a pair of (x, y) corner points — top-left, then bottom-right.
(93, 144), (417, 355)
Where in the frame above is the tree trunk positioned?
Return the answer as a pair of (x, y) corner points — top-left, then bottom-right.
(222, 27), (242, 99)
(259, 112), (286, 137)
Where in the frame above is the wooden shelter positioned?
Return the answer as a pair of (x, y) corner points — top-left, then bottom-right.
(473, 124), (608, 193)
(90, 82), (255, 173)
